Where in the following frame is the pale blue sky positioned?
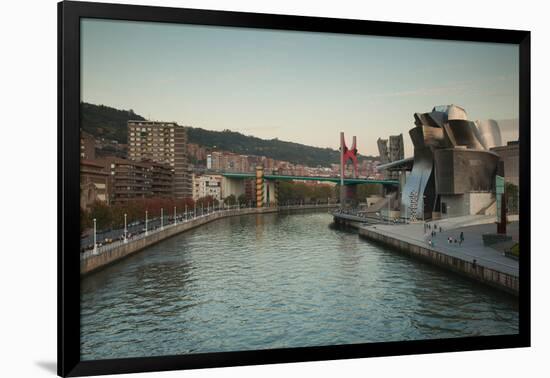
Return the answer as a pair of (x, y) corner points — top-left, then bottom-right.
(81, 19), (519, 157)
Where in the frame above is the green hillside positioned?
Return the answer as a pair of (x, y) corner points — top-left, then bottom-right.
(80, 102), (376, 166)
(187, 127), (343, 166)
(80, 102), (145, 143)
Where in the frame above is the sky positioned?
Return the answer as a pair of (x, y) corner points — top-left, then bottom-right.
(81, 19), (519, 157)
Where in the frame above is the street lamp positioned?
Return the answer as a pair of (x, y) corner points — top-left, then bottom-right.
(93, 218), (97, 255)
(124, 213), (127, 243)
(145, 210), (148, 236)
(386, 194), (391, 224)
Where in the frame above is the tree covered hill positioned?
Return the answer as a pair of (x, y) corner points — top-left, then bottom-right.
(186, 127), (343, 167)
(81, 102), (146, 143)
(80, 102), (376, 167)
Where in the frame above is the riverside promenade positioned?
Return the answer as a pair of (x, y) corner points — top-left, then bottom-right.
(357, 215), (519, 295)
(81, 204), (337, 275)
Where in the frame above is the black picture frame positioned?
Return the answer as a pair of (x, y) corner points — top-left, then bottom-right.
(58, 1), (531, 376)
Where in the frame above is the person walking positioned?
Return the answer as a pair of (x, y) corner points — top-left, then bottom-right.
(460, 231), (464, 243)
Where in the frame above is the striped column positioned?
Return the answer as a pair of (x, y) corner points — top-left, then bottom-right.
(255, 166), (264, 208)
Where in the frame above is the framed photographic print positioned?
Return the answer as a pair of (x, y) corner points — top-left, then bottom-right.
(58, 1), (530, 376)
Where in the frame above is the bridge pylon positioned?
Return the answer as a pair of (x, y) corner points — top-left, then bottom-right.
(255, 166), (264, 208)
(339, 132), (359, 206)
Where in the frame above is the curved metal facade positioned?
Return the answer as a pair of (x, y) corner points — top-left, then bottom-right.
(475, 119), (503, 149)
(434, 149), (500, 194)
(401, 105), (503, 220)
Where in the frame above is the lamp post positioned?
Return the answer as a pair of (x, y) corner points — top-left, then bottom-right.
(93, 218), (97, 255)
(161, 208), (164, 230)
(386, 194), (391, 224)
(145, 210), (148, 236)
(124, 213), (127, 243)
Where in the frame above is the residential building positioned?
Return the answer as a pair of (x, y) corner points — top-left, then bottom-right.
(192, 174), (222, 201)
(144, 160), (174, 198)
(80, 131), (96, 160)
(187, 143), (208, 162)
(80, 160), (109, 208)
(98, 157), (153, 203)
(128, 121), (192, 198)
(491, 141), (520, 186)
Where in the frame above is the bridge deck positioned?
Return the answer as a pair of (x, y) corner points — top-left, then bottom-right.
(221, 172), (399, 185)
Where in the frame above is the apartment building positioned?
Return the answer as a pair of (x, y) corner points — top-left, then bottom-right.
(127, 121), (192, 198)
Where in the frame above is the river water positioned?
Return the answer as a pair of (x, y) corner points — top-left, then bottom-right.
(80, 211), (518, 360)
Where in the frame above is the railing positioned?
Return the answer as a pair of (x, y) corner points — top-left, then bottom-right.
(81, 202), (338, 257)
(332, 207), (407, 224)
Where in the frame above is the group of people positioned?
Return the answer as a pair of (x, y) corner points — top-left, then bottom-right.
(424, 222), (442, 234)
(424, 222), (465, 247)
(448, 232), (465, 245)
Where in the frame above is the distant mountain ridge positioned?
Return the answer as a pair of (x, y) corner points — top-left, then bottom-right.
(80, 102), (377, 167)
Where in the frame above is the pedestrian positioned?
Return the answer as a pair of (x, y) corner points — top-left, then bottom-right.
(460, 231), (464, 243)
(439, 226), (442, 232)
(472, 259), (477, 269)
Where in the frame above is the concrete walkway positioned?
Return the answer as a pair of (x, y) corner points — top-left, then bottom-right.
(361, 218), (519, 277)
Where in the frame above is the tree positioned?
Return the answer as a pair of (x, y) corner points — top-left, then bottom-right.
(237, 194), (248, 205)
(80, 207), (92, 236)
(196, 195), (218, 208)
(277, 181), (336, 204)
(89, 201), (112, 230)
(224, 194), (236, 206)
(505, 182), (519, 214)
(357, 183), (383, 202)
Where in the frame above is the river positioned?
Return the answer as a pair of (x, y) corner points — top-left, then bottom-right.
(80, 211), (518, 360)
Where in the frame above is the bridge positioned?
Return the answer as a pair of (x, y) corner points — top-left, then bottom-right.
(217, 132), (400, 208)
(220, 169), (399, 208)
(221, 172), (399, 186)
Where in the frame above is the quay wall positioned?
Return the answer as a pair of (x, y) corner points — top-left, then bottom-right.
(81, 205), (337, 275)
(358, 227), (519, 296)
